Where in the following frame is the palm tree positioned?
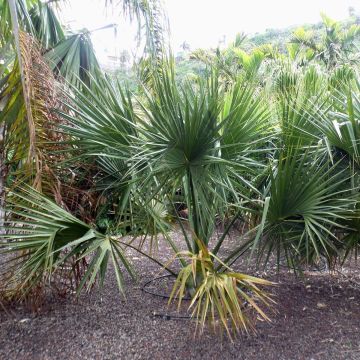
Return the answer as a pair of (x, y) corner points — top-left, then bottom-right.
(289, 13), (360, 68)
(0, 0), (166, 230)
(49, 61), (274, 335)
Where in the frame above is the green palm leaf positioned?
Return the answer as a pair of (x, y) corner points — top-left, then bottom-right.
(254, 147), (358, 269)
(45, 31), (100, 87)
(1, 186), (134, 299)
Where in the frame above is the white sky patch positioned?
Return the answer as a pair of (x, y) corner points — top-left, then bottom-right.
(60, 0), (359, 65)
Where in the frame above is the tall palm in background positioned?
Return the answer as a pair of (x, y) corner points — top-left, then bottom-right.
(289, 13), (360, 68)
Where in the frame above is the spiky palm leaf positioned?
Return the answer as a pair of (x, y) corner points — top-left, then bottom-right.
(45, 31), (100, 88)
(169, 240), (273, 339)
(314, 78), (360, 168)
(274, 66), (327, 149)
(0, 186), (134, 299)
(29, 0), (65, 50)
(253, 147), (358, 269)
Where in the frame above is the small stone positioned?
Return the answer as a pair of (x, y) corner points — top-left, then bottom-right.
(19, 318), (30, 323)
(317, 302), (327, 309)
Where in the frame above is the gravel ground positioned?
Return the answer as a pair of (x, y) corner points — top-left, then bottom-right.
(1, 231), (360, 360)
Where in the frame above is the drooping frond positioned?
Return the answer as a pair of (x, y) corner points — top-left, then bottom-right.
(1, 31), (62, 191)
(0, 186), (134, 300)
(45, 31), (100, 88)
(29, 0), (65, 50)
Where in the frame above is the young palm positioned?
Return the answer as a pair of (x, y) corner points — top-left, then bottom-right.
(56, 65), (274, 335)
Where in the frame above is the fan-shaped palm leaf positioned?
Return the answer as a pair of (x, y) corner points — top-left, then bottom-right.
(253, 147), (358, 269)
(0, 186), (134, 299)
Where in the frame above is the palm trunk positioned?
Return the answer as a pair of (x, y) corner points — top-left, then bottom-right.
(0, 0), (20, 238)
(8, 0), (27, 99)
(8, 0), (35, 158)
(0, 121), (6, 237)
(1, 0), (30, 237)
(9, 0), (41, 188)
(188, 171), (200, 254)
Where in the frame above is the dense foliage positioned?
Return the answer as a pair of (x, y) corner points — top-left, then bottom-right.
(1, 0), (360, 338)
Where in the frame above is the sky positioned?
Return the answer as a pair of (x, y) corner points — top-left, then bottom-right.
(60, 0), (359, 65)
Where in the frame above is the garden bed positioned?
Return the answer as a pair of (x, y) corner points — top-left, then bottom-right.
(1, 231), (360, 360)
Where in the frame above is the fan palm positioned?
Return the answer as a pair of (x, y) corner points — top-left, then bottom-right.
(1, 186), (134, 299)
(222, 67), (360, 271)
(55, 65), (274, 335)
(253, 147), (357, 269)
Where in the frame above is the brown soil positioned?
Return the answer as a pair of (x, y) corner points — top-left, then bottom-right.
(1, 231), (360, 360)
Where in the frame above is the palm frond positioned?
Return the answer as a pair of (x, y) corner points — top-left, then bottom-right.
(29, 0), (65, 50)
(45, 31), (100, 88)
(169, 241), (273, 339)
(0, 186), (134, 299)
(253, 147), (358, 269)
